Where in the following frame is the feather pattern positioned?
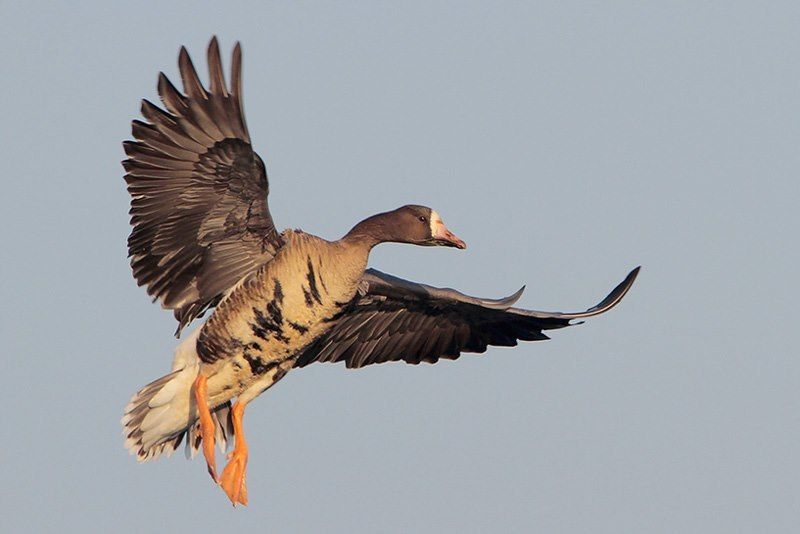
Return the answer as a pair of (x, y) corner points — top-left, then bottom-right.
(294, 267), (639, 368)
(124, 36), (282, 336)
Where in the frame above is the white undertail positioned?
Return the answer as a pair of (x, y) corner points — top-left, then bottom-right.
(121, 328), (232, 462)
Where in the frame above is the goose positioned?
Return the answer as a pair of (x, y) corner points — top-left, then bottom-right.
(121, 37), (639, 505)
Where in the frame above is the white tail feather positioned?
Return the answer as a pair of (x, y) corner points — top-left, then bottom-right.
(121, 328), (232, 462)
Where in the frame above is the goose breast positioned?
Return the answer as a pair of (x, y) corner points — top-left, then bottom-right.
(196, 230), (368, 406)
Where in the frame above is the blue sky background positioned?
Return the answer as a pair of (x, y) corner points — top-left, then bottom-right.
(2, 1), (798, 532)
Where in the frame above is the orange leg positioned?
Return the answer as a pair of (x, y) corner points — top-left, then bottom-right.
(219, 401), (249, 506)
(193, 374), (218, 483)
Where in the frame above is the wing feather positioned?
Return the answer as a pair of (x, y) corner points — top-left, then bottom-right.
(295, 267), (639, 369)
(124, 37), (282, 336)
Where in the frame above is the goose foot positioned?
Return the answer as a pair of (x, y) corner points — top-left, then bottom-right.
(219, 402), (248, 506)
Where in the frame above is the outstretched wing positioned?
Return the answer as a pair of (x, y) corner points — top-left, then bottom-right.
(123, 37), (282, 335)
(294, 267), (640, 369)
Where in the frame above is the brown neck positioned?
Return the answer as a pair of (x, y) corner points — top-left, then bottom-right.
(342, 211), (396, 249)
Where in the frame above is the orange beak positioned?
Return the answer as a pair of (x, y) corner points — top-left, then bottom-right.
(432, 219), (466, 249)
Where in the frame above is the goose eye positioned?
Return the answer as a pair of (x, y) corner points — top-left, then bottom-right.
(419, 216), (427, 222)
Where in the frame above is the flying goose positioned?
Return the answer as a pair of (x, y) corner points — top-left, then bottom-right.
(121, 37), (639, 505)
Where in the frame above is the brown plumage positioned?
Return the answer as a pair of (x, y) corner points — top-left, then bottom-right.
(121, 37), (639, 505)
(124, 39), (282, 335)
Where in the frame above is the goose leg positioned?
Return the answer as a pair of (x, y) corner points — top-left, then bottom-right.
(193, 373), (218, 482)
(218, 362), (293, 505)
(219, 401), (249, 506)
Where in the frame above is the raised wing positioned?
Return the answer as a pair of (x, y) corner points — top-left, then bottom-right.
(123, 37), (282, 335)
(294, 267), (640, 369)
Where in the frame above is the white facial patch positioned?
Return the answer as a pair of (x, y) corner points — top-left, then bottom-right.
(430, 210), (443, 236)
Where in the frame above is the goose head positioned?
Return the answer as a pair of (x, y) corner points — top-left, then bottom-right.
(346, 205), (466, 249)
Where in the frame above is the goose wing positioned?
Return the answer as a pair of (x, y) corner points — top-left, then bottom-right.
(123, 37), (282, 335)
(295, 267), (640, 369)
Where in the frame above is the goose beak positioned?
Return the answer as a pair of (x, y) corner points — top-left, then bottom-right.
(432, 220), (467, 249)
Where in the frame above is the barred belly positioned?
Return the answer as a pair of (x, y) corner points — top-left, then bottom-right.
(195, 234), (365, 408)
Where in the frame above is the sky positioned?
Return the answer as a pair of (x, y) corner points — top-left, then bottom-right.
(1, 1), (798, 532)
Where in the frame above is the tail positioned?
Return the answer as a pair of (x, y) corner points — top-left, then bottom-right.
(121, 328), (233, 462)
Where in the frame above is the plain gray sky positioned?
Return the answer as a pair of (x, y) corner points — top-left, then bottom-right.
(2, 1), (798, 532)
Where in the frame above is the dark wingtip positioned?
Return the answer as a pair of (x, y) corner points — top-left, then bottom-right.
(503, 285), (526, 307)
(156, 71), (169, 94)
(177, 45), (191, 73)
(581, 265), (640, 317)
(140, 98), (155, 115)
(232, 41), (243, 68)
(512, 266), (641, 320)
(476, 285), (526, 309)
(207, 37), (221, 63)
(231, 42), (243, 91)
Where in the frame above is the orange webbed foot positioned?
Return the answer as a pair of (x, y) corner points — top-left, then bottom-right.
(219, 447), (248, 506)
(219, 401), (248, 506)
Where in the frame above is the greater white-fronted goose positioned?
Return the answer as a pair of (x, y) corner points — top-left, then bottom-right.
(121, 37), (639, 505)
